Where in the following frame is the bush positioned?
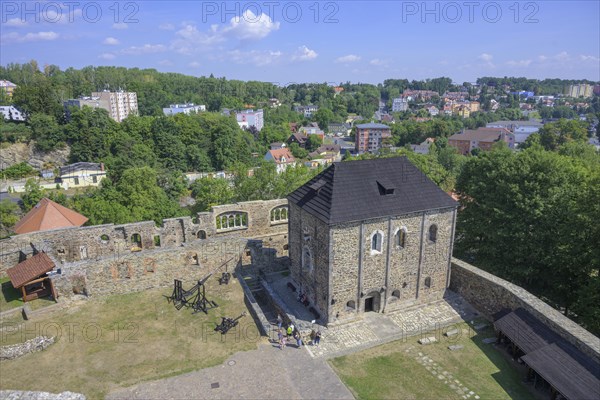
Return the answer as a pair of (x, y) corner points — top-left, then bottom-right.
(0, 162), (37, 179)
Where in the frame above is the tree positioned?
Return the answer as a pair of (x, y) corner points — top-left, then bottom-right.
(21, 179), (45, 211)
(313, 108), (334, 131)
(29, 113), (64, 151)
(190, 177), (234, 211)
(306, 134), (323, 152)
(0, 199), (20, 229)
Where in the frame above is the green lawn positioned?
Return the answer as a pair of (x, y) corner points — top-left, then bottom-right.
(0, 278), (260, 400)
(0, 276), (57, 312)
(330, 322), (534, 400)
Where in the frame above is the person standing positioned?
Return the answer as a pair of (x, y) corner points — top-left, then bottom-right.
(314, 330), (322, 346)
(276, 314), (282, 329)
(294, 331), (303, 348)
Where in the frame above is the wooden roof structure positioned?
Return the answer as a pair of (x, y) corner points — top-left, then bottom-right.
(7, 252), (56, 288)
(494, 308), (600, 400)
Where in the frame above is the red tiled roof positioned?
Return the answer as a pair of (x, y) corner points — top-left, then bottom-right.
(14, 198), (88, 234)
(7, 252), (55, 288)
(268, 148), (296, 164)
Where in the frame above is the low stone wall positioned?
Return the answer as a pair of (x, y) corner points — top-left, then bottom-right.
(449, 257), (600, 364)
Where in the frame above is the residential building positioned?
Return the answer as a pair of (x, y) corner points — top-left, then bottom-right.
(299, 125), (325, 141)
(270, 142), (286, 150)
(426, 106), (439, 116)
(0, 105), (26, 121)
(14, 198), (88, 234)
(469, 101), (480, 112)
(287, 156), (458, 325)
(294, 105), (319, 118)
(328, 123), (352, 136)
(163, 103), (206, 116)
(565, 84), (594, 98)
(392, 98), (409, 112)
(65, 91), (138, 122)
(58, 162), (107, 189)
(307, 144), (342, 168)
(486, 120), (543, 146)
(453, 104), (471, 118)
(287, 132), (308, 148)
(268, 98), (281, 108)
(236, 109), (264, 132)
(448, 128), (515, 155)
(91, 91), (138, 122)
(0, 80), (17, 97)
(264, 148), (296, 173)
(355, 122), (392, 153)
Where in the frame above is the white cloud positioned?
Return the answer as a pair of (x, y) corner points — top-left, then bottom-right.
(99, 53), (116, 60)
(369, 58), (387, 66)
(158, 59), (174, 66)
(103, 37), (120, 45)
(121, 44), (167, 55)
(2, 31), (59, 44)
(171, 24), (225, 54)
(189, 61), (201, 68)
(221, 10), (280, 40)
(506, 59), (532, 67)
(580, 54), (600, 62)
(227, 50), (283, 66)
(554, 51), (569, 61)
(4, 18), (27, 27)
(112, 22), (128, 30)
(336, 54), (361, 63)
(537, 55), (548, 62)
(477, 53), (495, 68)
(159, 23), (175, 30)
(293, 45), (318, 61)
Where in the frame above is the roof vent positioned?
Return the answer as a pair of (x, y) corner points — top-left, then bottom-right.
(309, 179), (327, 194)
(376, 178), (395, 195)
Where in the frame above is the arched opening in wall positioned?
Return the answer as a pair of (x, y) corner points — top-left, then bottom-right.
(283, 244), (289, 250)
(394, 228), (406, 249)
(216, 212), (248, 231)
(197, 230), (207, 240)
(428, 224), (438, 243)
(363, 291), (381, 312)
(100, 234), (109, 244)
(302, 245), (313, 273)
(391, 289), (400, 301)
(346, 300), (356, 310)
(270, 206), (289, 224)
(131, 234), (142, 251)
(153, 235), (161, 247)
(424, 277), (432, 288)
(371, 231), (383, 254)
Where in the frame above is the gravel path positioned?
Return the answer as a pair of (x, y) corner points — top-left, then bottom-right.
(107, 341), (354, 400)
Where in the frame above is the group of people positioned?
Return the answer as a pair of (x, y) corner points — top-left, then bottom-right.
(276, 314), (321, 350)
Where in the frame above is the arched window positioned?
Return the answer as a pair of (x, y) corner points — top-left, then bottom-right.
(216, 212), (248, 231)
(270, 206), (289, 223)
(302, 246), (313, 272)
(424, 277), (432, 288)
(391, 289), (400, 299)
(131, 233), (142, 249)
(197, 230), (206, 239)
(346, 300), (356, 310)
(371, 231), (383, 254)
(429, 224), (438, 243)
(394, 228), (407, 249)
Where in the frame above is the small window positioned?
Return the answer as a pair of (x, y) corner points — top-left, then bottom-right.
(74, 177), (79, 185)
(429, 224), (438, 243)
(395, 228), (406, 249)
(131, 233), (142, 250)
(371, 231), (383, 254)
(302, 246), (313, 272)
(424, 277), (432, 288)
(197, 230), (206, 239)
(346, 300), (356, 310)
(153, 235), (161, 247)
(100, 234), (109, 244)
(391, 289), (400, 299)
(92, 175), (97, 183)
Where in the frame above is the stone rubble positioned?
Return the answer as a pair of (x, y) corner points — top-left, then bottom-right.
(0, 336), (55, 360)
(0, 391), (85, 400)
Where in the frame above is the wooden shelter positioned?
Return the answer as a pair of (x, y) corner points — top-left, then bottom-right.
(6, 252), (58, 302)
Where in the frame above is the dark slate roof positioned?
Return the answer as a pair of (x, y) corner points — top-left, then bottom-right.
(287, 157), (458, 225)
(356, 122), (390, 129)
(59, 162), (103, 176)
(494, 308), (561, 353)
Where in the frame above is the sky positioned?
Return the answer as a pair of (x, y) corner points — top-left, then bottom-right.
(1, 1), (599, 84)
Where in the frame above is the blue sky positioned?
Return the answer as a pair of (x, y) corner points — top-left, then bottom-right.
(1, 1), (599, 84)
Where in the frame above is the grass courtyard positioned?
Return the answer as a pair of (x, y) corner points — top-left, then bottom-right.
(330, 322), (535, 400)
(0, 277), (260, 400)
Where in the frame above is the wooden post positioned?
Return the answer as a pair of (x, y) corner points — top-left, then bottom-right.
(21, 286), (27, 302)
(48, 278), (58, 302)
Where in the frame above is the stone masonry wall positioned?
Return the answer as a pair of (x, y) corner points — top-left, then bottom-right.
(0, 199), (289, 274)
(287, 203), (330, 321)
(450, 258), (600, 364)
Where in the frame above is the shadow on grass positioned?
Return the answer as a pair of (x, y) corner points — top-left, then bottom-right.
(1, 280), (23, 309)
(470, 326), (535, 400)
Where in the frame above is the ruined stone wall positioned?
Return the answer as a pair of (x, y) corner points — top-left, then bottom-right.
(0, 199), (289, 274)
(450, 258), (600, 364)
(52, 237), (248, 299)
(287, 203), (330, 321)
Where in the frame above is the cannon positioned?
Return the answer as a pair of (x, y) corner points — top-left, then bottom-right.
(214, 312), (247, 334)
